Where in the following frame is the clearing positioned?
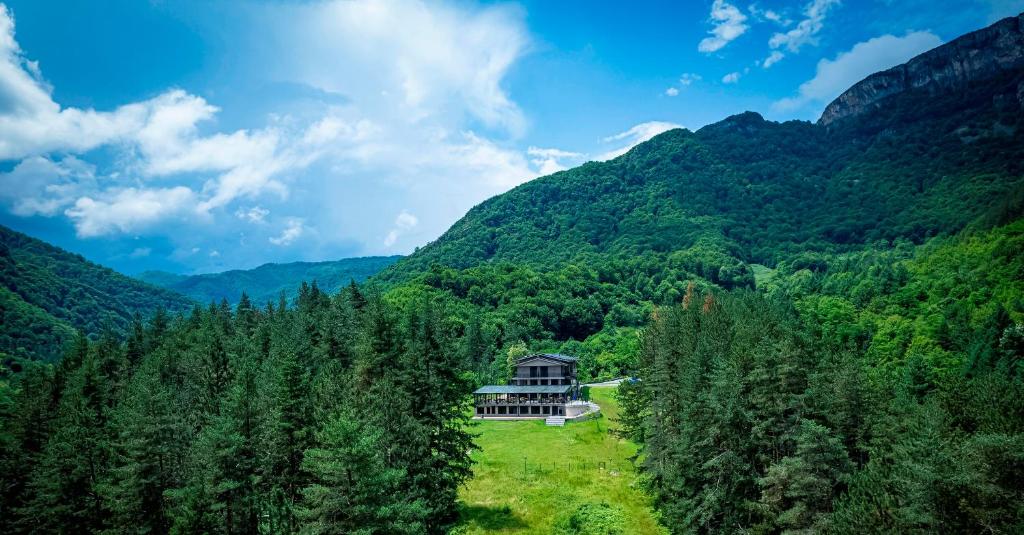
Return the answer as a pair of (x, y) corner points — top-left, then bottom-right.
(454, 387), (665, 534)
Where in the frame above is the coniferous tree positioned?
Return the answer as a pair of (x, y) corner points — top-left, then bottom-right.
(299, 413), (427, 535)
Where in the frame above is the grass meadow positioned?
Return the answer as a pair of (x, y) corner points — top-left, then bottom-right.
(454, 387), (666, 534)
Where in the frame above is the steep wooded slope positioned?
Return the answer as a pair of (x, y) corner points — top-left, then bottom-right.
(0, 225), (194, 361)
(379, 14), (1024, 287)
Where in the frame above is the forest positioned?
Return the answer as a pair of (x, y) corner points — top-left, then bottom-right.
(0, 225), (195, 362)
(1, 283), (477, 534)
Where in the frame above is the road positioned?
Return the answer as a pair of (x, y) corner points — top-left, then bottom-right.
(584, 377), (629, 387)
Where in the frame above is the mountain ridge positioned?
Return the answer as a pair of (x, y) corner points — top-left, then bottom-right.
(138, 256), (402, 305)
(819, 12), (1024, 125)
(377, 14), (1024, 289)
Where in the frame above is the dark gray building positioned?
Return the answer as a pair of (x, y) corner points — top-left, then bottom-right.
(473, 354), (580, 418)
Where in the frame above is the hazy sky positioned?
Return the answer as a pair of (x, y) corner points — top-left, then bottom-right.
(0, 0), (1020, 274)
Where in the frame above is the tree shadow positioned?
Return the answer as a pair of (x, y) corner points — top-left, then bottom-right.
(458, 504), (529, 531)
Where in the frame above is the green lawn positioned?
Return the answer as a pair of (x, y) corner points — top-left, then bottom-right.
(454, 387), (666, 534)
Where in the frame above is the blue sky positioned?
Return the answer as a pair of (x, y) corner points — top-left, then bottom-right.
(0, 0), (1020, 274)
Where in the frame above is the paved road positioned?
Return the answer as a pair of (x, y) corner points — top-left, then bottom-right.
(585, 378), (628, 387)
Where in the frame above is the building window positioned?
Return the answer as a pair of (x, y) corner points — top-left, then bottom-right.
(476, 406), (483, 414)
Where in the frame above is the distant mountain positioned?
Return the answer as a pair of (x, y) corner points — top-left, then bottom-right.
(378, 14), (1024, 287)
(0, 224), (194, 362)
(139, 256), (403, 306)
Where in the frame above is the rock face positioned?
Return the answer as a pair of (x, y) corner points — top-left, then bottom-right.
(819, 13), (1024, 126)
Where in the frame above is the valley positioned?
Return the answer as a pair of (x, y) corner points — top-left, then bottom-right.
(1, 7), (1023, 535)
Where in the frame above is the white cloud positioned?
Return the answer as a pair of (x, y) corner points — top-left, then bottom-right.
(762, 50), (785, 68)
(773, 31), (943, 115)
(679, 73), (703, 86)
(383, 209), (419, 247)
(699, 0), (749, 53)
(129, 247), (152, 258)
(722, 72), (741, 84)
(0, 1), (551, 265)
(749, 4), (789, 25)
(65, 186), (197, 238)
(275, 0), (528, 136)
(235, 206), (270, 223)
(597, 121), (683, 161)
(527, 146), (583, 175)
(762, 0), (841, 67)
(395, 210), (418, 230)
(269, 218), (304, 246)
(0, 5), (358, 235)
(665, 87), (680, 96)
(0, 155), (95, 216)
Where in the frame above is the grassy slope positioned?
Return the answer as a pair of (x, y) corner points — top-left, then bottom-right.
(455, 387), (664, 534)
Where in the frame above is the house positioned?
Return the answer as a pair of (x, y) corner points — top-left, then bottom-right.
(473, 353), (581, 418)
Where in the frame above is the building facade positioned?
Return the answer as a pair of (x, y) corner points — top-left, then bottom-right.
(473, 353), (580, 418)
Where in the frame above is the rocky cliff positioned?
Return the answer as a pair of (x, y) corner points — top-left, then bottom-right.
(819, 13), (1024, 126)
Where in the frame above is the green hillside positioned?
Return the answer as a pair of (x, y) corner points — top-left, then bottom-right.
(382, 78), (1023, 288)
(138, 256), (402, 306)
(0, 225), (194, 362)
(371, 39), (1024, 383)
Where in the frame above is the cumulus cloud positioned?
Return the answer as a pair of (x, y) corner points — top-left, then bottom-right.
(0, 155), (95, 216)
(0, 0), (559, 266)
(762, 0), (840, 67)
(0, 3), (402, 239)
(274, 0), (528, 135)
(665, 87), (680, 96)
(597, 121), (683, 161)
(699, 0), (749, 53)
(65, 187), (197, 237)
(773, 30), (943, 115)
(722, 72), (741, 84)
(527, 146), (583, 175)
(269, 218), (305, 246)
(383, 210), (419, 247)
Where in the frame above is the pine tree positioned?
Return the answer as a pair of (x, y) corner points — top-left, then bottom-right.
(398, 302), (476, 532)
(101, 360), (184, 535)
(346, 279), (367, 311)
(21, 352), (112, 533)
(757, 419), (852, 533)
(299, 413), (427, 535)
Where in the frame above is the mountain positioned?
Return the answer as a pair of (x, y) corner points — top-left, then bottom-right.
(0, 224), (194, 362)
(379, 14), (1024, 289)
(820, 13), (1024, 126)
(138, 256), (402, 306)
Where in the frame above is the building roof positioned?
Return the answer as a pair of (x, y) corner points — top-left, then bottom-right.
(516, 353), (577, 364)
(473, 385), (572, 395)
